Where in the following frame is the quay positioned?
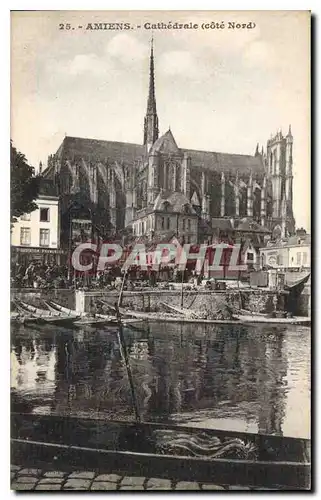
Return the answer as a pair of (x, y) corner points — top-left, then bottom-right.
(12, 287), (295, 316)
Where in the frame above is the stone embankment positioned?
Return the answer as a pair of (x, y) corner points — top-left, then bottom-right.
(11, 465), (282, 491)
(11, 287), (290, 315)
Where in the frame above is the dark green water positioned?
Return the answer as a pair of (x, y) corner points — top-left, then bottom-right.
(11, 322), (310, 439)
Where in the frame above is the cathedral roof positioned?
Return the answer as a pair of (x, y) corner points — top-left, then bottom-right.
(182, 149), (264, 175)
(57, 136), (146, 165)
(52, 133), (264, 177)
(149, 129), (264, 174)
(150, 129), (179, 155)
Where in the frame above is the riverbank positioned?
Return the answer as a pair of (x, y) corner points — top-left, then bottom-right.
(11, 464), (287, 491)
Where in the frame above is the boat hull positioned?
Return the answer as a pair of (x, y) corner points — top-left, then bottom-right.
(119, 309), (310, 326)
(11, 413), (310, 489)
(11, 437), (310, 489)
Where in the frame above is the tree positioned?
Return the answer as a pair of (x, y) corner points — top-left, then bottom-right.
(11, 141), (40, 223)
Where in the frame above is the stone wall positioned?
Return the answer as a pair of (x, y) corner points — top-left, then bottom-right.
(83, 289), (285, 315)
(11, 287), (300, 316)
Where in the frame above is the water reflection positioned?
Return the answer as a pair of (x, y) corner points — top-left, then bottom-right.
(11, 322), (310, 438)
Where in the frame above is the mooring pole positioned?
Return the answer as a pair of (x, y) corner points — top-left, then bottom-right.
(115, 267), (141, 423)
(115, 306), (141, 423)
(180, 270), (184, 309)
(117, 269), (127, 308)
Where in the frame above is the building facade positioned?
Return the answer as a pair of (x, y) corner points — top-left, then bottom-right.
(259, 231), (311, 270)
(41, 40), (295, 249)
(11, 180), (64, 265)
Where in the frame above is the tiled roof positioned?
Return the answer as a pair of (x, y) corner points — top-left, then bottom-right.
(38, 178), (58, 197)
(211, 218), (234, 231)
(235, 218), (271, 233)
(286, 234), (311, 245)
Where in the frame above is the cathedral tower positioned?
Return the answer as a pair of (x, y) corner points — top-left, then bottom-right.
(143, 38), (159, 152)
(266, 127), (295, 236)
(267, 130), (283, 220)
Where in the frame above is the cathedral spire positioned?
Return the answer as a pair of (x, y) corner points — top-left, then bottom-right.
(147, 36), (156, 114)
(144, 37), (159, 150)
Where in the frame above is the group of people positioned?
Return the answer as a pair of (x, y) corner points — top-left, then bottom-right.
(11, 260), (197, 291)
(11, 261), (70, 289)
(11, 260), (125, 290)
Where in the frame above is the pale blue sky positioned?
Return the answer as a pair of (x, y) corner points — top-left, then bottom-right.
(11, 11), (310, 230)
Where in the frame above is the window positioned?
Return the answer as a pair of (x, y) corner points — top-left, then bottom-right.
(161, 217), (165, 229)
(167, 217), (170, 230)
(20, 213), (31, 221)
(182, 219), (185, 231)
(247, 252), (254, 263)
(296, 252), (301, 265)
(40, 229), (50, 247)
(302, 252), (308, 265)
(40, 208), (50, 222)
(187, 219), (191, 231)
(20, 227), (31, 246)
(277, 254), (283, 265)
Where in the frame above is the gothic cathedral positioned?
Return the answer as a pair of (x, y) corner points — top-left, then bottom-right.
(43, 40), (295, 248)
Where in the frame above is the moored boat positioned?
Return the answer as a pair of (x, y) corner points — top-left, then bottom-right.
(119, 307), (310, 326)
(11, 412), (310, 489)
(14, 300), (80, 326)
(119, 308), (242, 324)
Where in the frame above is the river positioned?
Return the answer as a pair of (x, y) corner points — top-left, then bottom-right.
(11, 322), (310, 439)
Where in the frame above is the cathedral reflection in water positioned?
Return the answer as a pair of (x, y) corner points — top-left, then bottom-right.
(11, 322), (310, 438)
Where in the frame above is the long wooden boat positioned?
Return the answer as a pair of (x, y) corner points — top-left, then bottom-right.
(15, 299), (64, 317)
(119, 308), (242, 325)
(11, 412), (310, 489)
(118, 308), (310, 326)
(235, 314), (310, 326)
(14, 300), (80, 326)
